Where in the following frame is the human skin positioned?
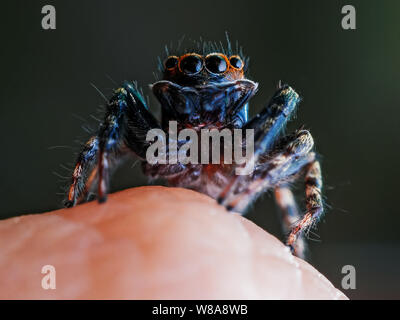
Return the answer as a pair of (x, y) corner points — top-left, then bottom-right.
(0, 186), (346, 299)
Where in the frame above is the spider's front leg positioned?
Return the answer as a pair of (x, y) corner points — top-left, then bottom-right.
(65, 82), (160, 207)
(273, 156), (324, 257)
(223, 129), (316, 211)
(218, 83), (301, 206)
(216, 82), (325, 256)
(286, 158), (323, 251)
(274, 186), (307, 259)
(222, 128), (324, 257)
(264, 131), (324, 257)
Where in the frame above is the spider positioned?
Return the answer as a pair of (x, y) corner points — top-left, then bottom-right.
(64, 40), (324, 258)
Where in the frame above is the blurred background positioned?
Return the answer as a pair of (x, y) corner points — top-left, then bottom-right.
(1, 0), (399, 299)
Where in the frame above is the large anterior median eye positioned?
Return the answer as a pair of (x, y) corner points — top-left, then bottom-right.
(229, 55), (244, 70)
(205, 53), (228, 74)
(164, 56), (179, 70)
(179, 54), (203, 75)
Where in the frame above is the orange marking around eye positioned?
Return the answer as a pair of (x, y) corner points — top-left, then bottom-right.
(165, 52), (245, 80)
(177, 53), (204, 74)
(226, 56), (245, 80)
(205, 52), (230, 74)
(164, 55), (179, 71)
(228, 55), (244, 71)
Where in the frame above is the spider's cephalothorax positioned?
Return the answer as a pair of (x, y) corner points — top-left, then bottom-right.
(153, 52), (256, 129)
(65, 44), (324, 258)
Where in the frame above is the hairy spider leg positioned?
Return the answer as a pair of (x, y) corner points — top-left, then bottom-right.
(222, 130), (321, 257)
(217, 84), (301, 206)
(65, 82), (161, 207)
(274, 186), (307, 259)
(286, 159), (323, 250)
(78, 163), (98, 204)
(65, 136), (99, 207)
(224, 130), (315, 211)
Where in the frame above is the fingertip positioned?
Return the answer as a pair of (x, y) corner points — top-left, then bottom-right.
(0, 186), (347, 299)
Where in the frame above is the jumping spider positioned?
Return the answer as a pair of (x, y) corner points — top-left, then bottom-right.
(65, 41), (324, 258)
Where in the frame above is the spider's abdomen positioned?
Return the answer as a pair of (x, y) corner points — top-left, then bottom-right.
(143, 162), (235, 199)
(142, 125), (248, 198)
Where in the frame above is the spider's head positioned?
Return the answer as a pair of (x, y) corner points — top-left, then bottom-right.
(152, 52), (258, 127)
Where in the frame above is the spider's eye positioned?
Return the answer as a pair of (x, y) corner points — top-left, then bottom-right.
(164, 56), (178, 70)
(229, 56), (244, 70)
(205, 54), (228, 74)
(179, 54), (203, 75)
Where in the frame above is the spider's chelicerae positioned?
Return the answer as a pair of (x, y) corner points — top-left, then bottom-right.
(65, 40), (324, 258)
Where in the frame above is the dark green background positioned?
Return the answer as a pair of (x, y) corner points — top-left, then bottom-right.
(1, 0), (399, 299)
